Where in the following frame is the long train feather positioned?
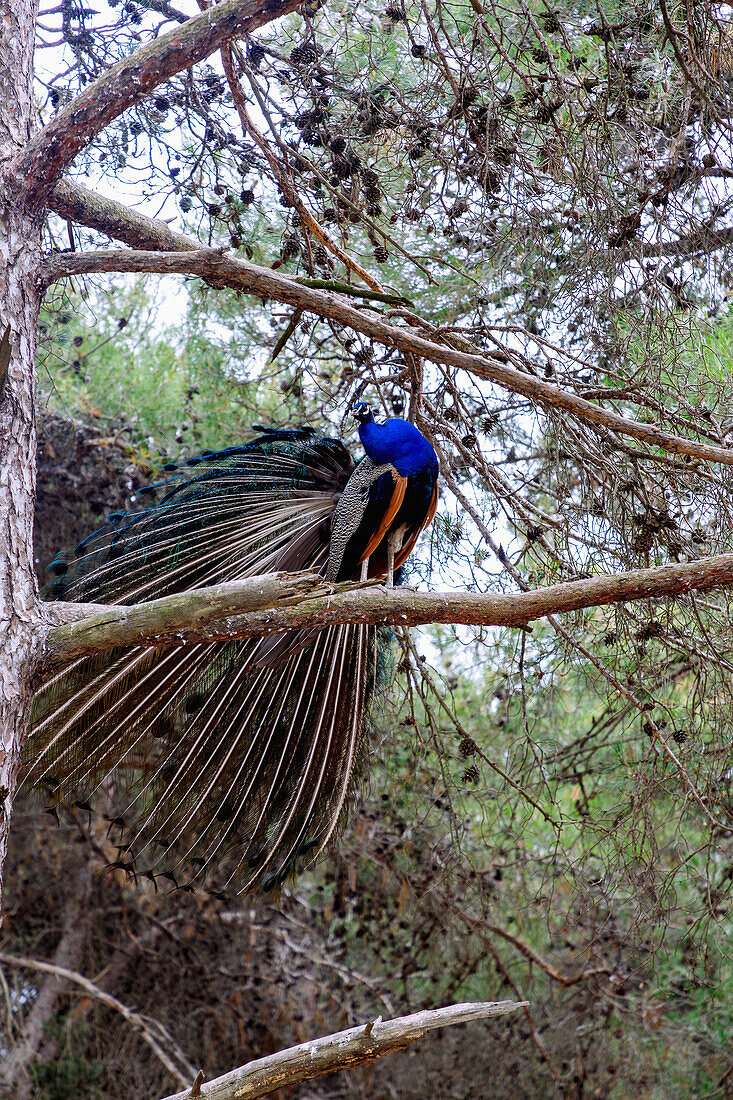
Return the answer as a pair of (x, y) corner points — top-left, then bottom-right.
(26, 417), (438, 892)
(26, 431), (383, 891)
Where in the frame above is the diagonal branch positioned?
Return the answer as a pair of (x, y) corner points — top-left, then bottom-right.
(39, 555), (733, 674)
(221, 44), (383, 291)
(0, 951), (197, 1087)
(449, 903), (614, 988)
(136, 0), (190, 22)
(49, 178), (196, 251)
(14, 0), (303, 205)
(39, 241), (733, 467)
(154, 1001), (527, 1100)
(0, 867), (90, 1099)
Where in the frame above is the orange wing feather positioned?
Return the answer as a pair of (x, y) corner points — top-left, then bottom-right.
(357, 470), (408, 566)
(393, 476), (438, 571)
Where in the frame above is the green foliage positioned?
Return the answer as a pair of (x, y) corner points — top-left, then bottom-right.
(33, 272), (733, 1094)
(28, 1017), (106, 1100)
(37, 280), (298, 460)
(331, 619), (733, 1096)
(26, 0), (733, 1090)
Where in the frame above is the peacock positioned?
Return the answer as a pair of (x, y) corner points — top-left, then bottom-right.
(25, 403), (439, 892)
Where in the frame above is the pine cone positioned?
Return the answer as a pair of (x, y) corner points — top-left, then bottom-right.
(290, 43), (317, 66)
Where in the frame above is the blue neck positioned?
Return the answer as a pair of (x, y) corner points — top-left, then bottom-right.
(358, 415), (437, 477)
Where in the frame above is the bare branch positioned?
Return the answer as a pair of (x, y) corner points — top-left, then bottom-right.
(0, 867), (89, 1099)
(40, 555), (733, 673)
(14, 0), (304, 205)
(136, 0), (190, 23)
(0, 951), (197, 1087)
(448, 902), (614, 988)
(642, 224), (733, 259)
(221, 44), (383, 291)
(40, 570), (331, 672)
(154, 1001), (527, 1100)
(39, 241), (733, 467)
(485, 925), (613, 988)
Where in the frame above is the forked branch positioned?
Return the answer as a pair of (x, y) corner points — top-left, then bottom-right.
(0, 951), (196, 1087)
(15, 0), (303, 204)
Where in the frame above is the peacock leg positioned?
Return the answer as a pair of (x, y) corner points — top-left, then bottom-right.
(360, 558), (369, 582)
(386, 532), (400, 588)
(386, 523), (409, 588)
(386, 547), (395, 588)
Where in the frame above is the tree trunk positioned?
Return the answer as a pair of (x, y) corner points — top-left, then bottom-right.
(0, 0), (43, 909)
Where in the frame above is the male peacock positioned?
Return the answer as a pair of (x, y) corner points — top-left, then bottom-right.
(26, 404), (439, 892)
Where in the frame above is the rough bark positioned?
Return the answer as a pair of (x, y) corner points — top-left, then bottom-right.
(40, 555), (733, 673)
(50, 179), (197, 251)
(0, 0), (303, 912)
(0, 0), (44, 913)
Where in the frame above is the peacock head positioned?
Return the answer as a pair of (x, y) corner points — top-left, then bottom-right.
(353, 401), (373, 425)
(353, 403), (438, 478)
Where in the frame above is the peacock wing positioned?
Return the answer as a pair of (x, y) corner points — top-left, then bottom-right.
(325, 458), (407, 582)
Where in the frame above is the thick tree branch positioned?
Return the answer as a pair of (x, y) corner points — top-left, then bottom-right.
(40, 555), (733, 674)
(39, 240), (733, 467)
(40, 212), (406, 303)
(50, 178), (196, 251)
(40, 570), (332, 672)
(14, 0), (303, 205)
(155, 1001), (527, 1100)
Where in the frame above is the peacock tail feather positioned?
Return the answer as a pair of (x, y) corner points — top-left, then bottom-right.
(26, 429), (391, 892)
